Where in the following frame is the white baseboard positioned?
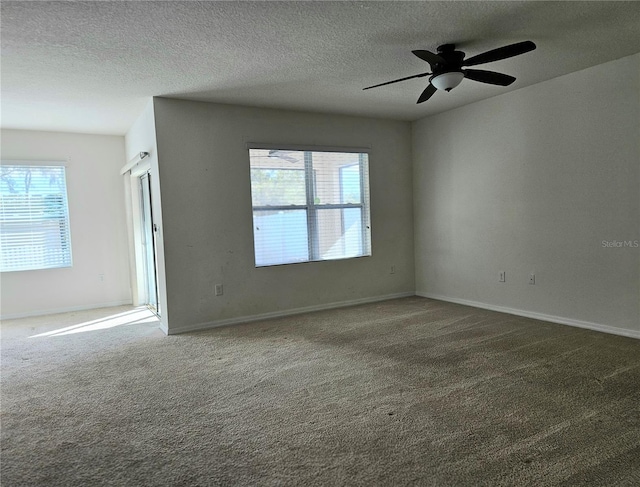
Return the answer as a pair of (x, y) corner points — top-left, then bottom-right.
(0, 300), (134, 321)
(167, 292), (415, 335)
(417, 292), (640, 340)
(159, 320), (169, 335)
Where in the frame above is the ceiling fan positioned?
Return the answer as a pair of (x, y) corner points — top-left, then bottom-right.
(363, 41), (536, 103)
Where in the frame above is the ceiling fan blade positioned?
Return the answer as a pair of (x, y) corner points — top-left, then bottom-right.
(463, 69), (516, 86)
(417, 83), (437, 104)
(462, 41), (536, 67)
(363, 72), (430, 90)
(412, 50), (445, 67)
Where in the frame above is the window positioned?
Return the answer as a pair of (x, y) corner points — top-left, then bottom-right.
(249, 147), (371, 267)
(0, 164), (72, 272)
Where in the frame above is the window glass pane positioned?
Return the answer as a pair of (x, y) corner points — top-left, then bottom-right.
(339, 163), (361, 204)
(253, 209), (309, 266)
(248, 148), (371, 267)
(311, 152), (362, 205)
(249, 150), (306, 206)
(0, 165), (72, 272)
(316, 208), (367, 260)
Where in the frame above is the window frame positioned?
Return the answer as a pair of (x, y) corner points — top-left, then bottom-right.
(248, 144), (371, 267)
(0, 161), (73, 272)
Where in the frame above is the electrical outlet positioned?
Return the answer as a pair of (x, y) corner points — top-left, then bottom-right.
(98, 274), (104, 282)
(499, 271), (506, 283)
(215, 284), (223, 296)
(529, 273), (535, 285)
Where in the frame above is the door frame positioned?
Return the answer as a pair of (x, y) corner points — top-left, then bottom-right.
(125, 160), (160, 315)
(139, 171), (160, 314)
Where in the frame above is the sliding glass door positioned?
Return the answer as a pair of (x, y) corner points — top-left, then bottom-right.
(139, 172), (159, 313)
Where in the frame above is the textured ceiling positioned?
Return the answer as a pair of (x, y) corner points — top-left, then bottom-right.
(2, 1), (640, 135)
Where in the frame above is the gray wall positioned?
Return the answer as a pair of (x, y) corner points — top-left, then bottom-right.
(413, 54), (639, 335)
(152, 99), (415, 333)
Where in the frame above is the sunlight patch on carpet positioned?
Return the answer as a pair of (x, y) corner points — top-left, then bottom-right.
(29, 308), (158, 337)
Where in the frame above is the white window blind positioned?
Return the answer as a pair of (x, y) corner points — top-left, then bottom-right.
(249, 148), (371, 267)
(0, 164), (73, 272)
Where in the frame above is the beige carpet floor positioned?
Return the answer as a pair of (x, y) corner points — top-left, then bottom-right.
(1, 297), (639, 486)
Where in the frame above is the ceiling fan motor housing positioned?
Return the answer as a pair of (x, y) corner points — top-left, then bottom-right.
(431, 45), (465, 91)
(435, 46), (464, 69)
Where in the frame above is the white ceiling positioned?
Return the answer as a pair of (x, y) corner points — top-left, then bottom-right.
(2, 1), (640, 135)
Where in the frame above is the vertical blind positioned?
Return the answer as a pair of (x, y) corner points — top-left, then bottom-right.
(0, 164), (73, 272)
(249, 148), (371, 267)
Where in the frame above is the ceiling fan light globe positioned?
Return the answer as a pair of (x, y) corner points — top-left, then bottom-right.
(431, 72), (464, 92)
